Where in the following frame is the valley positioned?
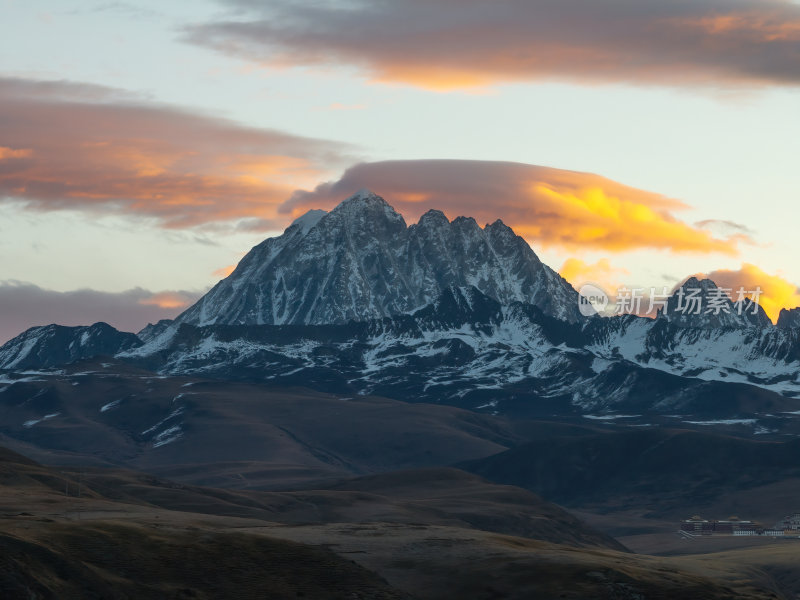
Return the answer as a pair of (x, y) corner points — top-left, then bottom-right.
(2, 446), (798, 600)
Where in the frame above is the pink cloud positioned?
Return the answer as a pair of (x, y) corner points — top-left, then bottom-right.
(0, 77), (353, 228)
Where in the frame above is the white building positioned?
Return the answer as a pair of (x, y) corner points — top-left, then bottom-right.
(774, 512), (800, 531)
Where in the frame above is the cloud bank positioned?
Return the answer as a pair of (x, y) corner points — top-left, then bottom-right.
(0, 77), (351, 228)
(692, 263), (800, 322)
(285, 160), (746, 254)
(0, 282), (203, 344)
(187, 0), (800, 90)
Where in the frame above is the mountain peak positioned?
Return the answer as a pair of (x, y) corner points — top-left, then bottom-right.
(485, 219), (516, 239)
(0, 322), (141, 370)
(451, 215), (480, 231)
(336, 188), (386, 207)
(354, 187), (379, 198)
(173, 190), (583, 327)
(487, 218), (508, 228)
(679, 277), (718, 291)
(663, 276), (771, 329)
(734, 298), (773, 327)
(328, 189), (403, 222)
(289, 208), (327, 234)
(418, 209), (449, 226)
(778, 307), (800, 328)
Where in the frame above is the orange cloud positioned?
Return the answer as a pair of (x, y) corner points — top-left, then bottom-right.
(676, 12), (800, 41)
(559, 258), (663, 318)
(285, 160), (747, 254)
(693, 263), (800, 322)
(137, 291), (198, 310)
(0, 77), (351, 228)
(519, 185), (740, 253)
(187, 0), (800, 90)
(559, 258), (629, 292)
(0, 147), (33, 160)
(212, 264), (236, 279)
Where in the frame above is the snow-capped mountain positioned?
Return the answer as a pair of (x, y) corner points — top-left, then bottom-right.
(660, 277), (771, 329)
(2, 190), (800, 430)
(778, 307), (800, 329)
(175, 190), (583, 327)
(110, 284), (800, 423)
(0, 323), (141, 370)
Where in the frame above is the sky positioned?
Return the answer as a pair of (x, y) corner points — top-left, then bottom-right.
(1, 0), (799, 341)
